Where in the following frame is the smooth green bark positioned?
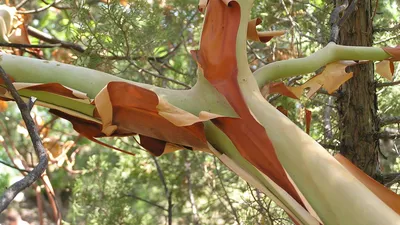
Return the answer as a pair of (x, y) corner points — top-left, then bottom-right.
(254, 43), (390, 87)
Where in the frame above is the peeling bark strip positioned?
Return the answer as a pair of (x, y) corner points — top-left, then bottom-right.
(54, 81), (213, 156)
(192, 0), (304, 207)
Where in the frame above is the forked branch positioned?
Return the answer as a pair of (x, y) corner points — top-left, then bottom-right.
(0, 66), (48, 213)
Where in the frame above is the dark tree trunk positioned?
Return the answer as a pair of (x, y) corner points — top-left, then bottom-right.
(337, 0), (380, 178)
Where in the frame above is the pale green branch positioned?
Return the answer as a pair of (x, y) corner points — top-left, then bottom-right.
(254, 42), (390, 88)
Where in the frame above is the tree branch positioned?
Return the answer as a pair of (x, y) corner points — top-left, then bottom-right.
(17, 0), (63, 14)
(0, 160), (29, 173)
(0, 43), (62, 49)
(377, 132), (400, 139)
(214, 157), (241, 225)
(0, 66), (48, 213)
(124, 194), (167, 211)
(380, 116), (400, 127)
(27, 26), (85, 53)
(376, 80), (400, 88)
(329, 0), (348, 43)
(374, 24), (400, 33)
(152, 156), (173, 225)
(15, 0), (31, 9)
(382, 172), (400, 187)
(254, 43), (390, 88)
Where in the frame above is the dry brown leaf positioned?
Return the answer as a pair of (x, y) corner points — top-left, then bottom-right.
(376, 60), (394, 81)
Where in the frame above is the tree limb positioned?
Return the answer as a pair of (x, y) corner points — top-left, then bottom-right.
(378, 132), (400, 139)
(124, 194), (167, 211)
(0, 43), (62, 49)
(329, 0), (349, 43)
(17, 0), (63, 14)
(0, 66), (48, 213)
(376, 80), (400, 88)
(27, 26), (85, 53)
(0, 160), (29, 173)
(380, 116), (400, 127)
(152, 156), (173, 225)
(254, 43), (390, 88)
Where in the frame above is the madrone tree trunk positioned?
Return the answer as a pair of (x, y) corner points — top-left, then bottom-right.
(338, 0), (379, 178)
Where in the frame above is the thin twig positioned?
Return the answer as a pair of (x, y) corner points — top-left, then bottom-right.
(17, 0), (62, 14)
(27, 26), (85, 52)
(376, 80), (400, 88)
(329, 0), (349, 43)
(380, 116), (400, 127)
(371, 0), (379, 20)
(378, 132), (400, 139)
(0, 43), (61, 49)
(124, 194), (167, 211)
(0, 160), (29, 173)
(213, 157), (241, 225)
(324, 97), (334, 140)
(15, 0), (31, 9)
(152, 156), (173, 225)
(0, 66), (48, 213)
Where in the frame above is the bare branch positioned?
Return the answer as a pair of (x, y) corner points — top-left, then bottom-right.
(17, 0), (63, 14)
(375, 24), (400, 33)
(0, 160), (29, 173)
(382, 172), (400, 187)
(378, 132), (400, 139)
(15, 0), (31, 9)
(214, 157), (241, 225)
(27, 26), (85, 52)
(319, 142), (340, 150)
(0, 42), (61, 49)
(0, 66), (48, 213)
(376, 80), (400, 88)
(330, 0), (359, 43)
(380, 116), (400, 127)
(324, 97), (334, 140)
(152, 156), (173, 225)
(124, 194), (167, 211)
(329, 0), (348, 43)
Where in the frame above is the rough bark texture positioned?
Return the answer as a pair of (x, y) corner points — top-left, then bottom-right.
(337, 0), (379, 178)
